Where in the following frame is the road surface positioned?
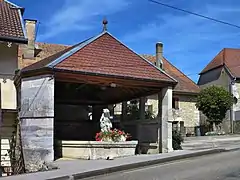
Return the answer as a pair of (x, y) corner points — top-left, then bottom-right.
(83, 150), (240, 180)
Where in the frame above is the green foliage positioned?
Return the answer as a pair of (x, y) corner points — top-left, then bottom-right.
(196, 86), (234, 125)
(172, 130), (183, 150)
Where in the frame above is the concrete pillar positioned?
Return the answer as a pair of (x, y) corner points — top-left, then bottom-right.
(158, 87), (173, 153)
(121, 101), (127, 121)
(20, 75), (54, 172)
(139, 97), (145, 120)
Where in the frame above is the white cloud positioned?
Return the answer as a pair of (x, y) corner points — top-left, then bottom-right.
(38, 0), (130, 41)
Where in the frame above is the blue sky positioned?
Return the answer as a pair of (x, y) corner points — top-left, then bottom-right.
(12, 0), (240, 82)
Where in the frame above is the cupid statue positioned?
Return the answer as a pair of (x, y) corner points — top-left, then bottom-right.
(100, 108), (113, 132)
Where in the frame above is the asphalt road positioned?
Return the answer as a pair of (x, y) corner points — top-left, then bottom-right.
(83, 150), (240, 180)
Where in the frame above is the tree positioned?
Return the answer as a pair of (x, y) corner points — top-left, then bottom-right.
(195, 86), (234, 131)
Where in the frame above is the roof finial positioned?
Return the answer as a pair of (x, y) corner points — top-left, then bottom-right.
(102, 18), (108, 32)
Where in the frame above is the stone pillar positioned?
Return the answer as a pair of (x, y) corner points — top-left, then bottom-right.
(139, 97), (145, 120)
(158, 87), (173, 153)
(121, 101), (127, 121)
(20, 75), (54, 172)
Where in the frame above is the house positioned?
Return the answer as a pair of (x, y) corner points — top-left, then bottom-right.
(19, 21), (200, 137)
(198, 48), (240, 133)
(0, 0), (28, 175)
(15, 21), (179, 171)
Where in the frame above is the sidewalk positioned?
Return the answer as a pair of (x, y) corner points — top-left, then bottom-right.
(182, 135), (240, 150)
(1, 148), (230, 180)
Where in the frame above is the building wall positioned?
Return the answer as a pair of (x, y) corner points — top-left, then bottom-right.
(0, 43), (18, 110)
(198, 67), (231, 91)
(20, 75), (54, 172)
(178, 95), (200, 133)
(198, 67), (236, 132)
(114, 93), (200, 135)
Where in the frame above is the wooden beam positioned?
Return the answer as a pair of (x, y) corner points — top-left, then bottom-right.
(54, 72), (169, 89)
(55, 99), (105, 105)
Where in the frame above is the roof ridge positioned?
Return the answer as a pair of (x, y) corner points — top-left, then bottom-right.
(47, 34), (102, 68)
(4, 0), (22, 8)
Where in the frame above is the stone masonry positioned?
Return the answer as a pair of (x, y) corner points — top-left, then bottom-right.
(20, 75), (54, 172)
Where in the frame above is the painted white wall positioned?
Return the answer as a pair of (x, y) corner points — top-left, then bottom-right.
(0, 43), (18, 109)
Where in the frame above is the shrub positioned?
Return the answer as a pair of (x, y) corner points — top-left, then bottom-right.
(172, 130), (183, 150)
(196, 86), (234, 130)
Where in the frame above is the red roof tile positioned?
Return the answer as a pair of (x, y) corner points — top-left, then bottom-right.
(55, 33), (175, 82)
(0, 0), (26, 42)
(20, 33), (200, 93)
(18, 42), (70, 68)
(21, 32), (176, 83)
(200, 48), (240, 78)
(143, 55), (200, 94)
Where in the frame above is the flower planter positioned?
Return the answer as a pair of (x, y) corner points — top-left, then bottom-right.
(101, 137), (113, 142)
(60, 140), (138, 160)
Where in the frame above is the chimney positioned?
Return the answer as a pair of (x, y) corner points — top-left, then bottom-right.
(23, 19), (37, 59)
(156, 42), (163, 69)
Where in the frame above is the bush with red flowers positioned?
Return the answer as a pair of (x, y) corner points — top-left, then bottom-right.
(95, 128), (130, 142)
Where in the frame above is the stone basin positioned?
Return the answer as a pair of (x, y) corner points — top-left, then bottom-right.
(59, 140), (138, 160)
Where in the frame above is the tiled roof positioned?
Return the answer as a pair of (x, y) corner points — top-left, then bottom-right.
(18, 42), (70, 68)
(200, 48), (240, 78)
(0, 0), (27, 43)
(21, 32), (176, 83)
(20, 33), (200, 93)
(143, 55), (200, 94)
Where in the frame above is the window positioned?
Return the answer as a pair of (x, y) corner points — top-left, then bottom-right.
(172, 97), (179, 109)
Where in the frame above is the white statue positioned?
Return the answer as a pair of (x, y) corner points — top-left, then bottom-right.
(100, 108), (113, 132)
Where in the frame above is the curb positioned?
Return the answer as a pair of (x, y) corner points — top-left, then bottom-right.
(47, 148), (226, 180)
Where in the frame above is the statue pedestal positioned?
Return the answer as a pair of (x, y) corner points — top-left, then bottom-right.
(59, 140), (138, 160)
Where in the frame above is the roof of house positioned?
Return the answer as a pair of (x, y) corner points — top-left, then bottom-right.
(0, 0), (27, 43)
(21, 31), (176, 84)
(200, 48), (240, 78)
(142, 55), (200, 94)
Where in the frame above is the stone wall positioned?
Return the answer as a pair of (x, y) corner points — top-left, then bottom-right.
(147, 94), (199, 134)
(114, 93), (200, 135)
(20, 75), (54, 172)
(178, 95), (200, 133)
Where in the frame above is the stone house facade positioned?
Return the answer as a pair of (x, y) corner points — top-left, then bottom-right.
(0, 0), (28, 175)
(198, 48), (240, 133)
